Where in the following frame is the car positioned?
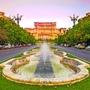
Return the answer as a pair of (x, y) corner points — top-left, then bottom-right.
(22, 44), (26, 47)
(86, 45), (90, 50)
(27, 44), (31, 46)
(75, 44), (78, 48)
(78, 44), (85, 49)
(14, 44), (18, 48)
(0, 45), (3, 50)
(75, 44), (85, 49)
(11, 44), (14, 48)
(3, 43), (11, 49)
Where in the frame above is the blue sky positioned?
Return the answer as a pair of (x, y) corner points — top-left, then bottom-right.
(0, 0), (90, 28)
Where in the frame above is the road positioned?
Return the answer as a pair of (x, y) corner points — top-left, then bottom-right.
(0, 45), (36, 62)
(0, 44), (90, 63)
(51, 45), (90, 63)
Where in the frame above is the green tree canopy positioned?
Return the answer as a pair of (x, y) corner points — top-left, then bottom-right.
(55, 15), (90, 45)
(0, 28), (8, 43)
(0, 17), (36, 44)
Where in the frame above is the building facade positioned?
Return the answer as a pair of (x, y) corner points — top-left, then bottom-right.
(25, 22), (66, 40)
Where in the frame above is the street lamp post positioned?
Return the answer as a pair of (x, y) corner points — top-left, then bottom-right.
(69, 14), (79, 26)
(12, 14), (23, 46)
(13, 14), (23, 25)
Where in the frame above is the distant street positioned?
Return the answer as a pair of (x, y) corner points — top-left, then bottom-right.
(51, 45), (90, 63)
(0, 45), (36, 62)
(0, 44), (90, 63)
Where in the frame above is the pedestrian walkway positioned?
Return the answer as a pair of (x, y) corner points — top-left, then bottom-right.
(34, 55), (55, 78)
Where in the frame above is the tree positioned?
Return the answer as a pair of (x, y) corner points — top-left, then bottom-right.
(0, 29), (8, 44)
(0, 17), (36, 44)
(54, 15), (90, 46)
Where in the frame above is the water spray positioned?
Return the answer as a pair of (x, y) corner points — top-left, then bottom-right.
(41, 42), (48, 70)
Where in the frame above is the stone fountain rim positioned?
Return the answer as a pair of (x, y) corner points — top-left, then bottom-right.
(0, 50), (90, 85)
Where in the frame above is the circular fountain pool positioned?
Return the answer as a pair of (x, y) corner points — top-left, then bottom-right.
(0, 43), (89, 85)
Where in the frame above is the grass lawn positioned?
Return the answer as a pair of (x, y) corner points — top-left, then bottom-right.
(0, 67), (90, 90)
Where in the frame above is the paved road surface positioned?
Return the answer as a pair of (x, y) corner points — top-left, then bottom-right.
(51, 45), (90, 62)
(0, 45), (36, 62)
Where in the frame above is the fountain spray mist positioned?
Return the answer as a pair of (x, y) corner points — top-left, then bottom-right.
(41, 42), (49, 69)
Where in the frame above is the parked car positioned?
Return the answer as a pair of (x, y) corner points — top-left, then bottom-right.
(78, 44), (85, 49)
(22, 44), (26, 47)
(75, 44), (78, 48)
(18, 44), (22, 47)
(3, 43), (11, 49)
(0, 45), (3, 50)
(75, 44), (85, 49)
(11, 44), (14, 48)
(27, 44), (31, 46)
(86, 45), (90, 50)
(14, 44), (18, 48)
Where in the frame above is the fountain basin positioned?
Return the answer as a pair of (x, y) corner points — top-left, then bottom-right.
(0, 47), (89, 86)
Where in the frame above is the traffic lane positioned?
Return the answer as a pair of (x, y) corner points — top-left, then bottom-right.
(52, 45), (90, 62)
(0, 45), (36, 61)
(55, 45), (90, 56)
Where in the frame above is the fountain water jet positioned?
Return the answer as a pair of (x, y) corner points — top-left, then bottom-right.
(41, 42), (49, 69)
(33, 42), (55, 78)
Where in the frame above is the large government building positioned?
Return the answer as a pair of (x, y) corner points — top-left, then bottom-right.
(25, 22), (66, 40)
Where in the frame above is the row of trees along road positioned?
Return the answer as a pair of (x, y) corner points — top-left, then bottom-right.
(0, 17), (36, 45)
(54, 15), (90, 46)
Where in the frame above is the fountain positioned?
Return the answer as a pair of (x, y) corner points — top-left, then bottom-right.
(41, 42), (48, 69)
(34, 42), (55, 78)
(0, 42), (89, 85)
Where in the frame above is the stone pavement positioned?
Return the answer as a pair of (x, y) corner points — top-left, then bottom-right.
(34, 55), (55, 78)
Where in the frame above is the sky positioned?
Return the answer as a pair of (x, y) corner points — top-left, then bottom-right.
(0, 0), (90, 28)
